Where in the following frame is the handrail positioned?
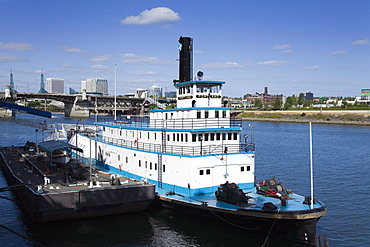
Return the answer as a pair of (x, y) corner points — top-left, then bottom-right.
(97, 116), (242, 130)
(99, 135), (254, 156)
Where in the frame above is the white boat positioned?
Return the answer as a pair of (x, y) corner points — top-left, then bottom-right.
(70, 36), (326, 245)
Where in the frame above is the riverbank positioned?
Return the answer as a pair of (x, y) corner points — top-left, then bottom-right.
(237, 110), (370, 126)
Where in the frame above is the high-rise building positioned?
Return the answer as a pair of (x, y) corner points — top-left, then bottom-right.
(304, 92), (314, 101)
(81, 78), (108, 95)
(148, 85), (162, 98)
(9, 69), (17, 93)
(46, 78), (64, 93)
(38, 70), (48, 93)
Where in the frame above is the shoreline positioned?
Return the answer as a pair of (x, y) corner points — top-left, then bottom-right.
(237, 111), (370, 126)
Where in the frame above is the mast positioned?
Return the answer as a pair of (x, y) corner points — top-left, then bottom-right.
(114, 63), (117, 121)
(309, 122), (314, 209)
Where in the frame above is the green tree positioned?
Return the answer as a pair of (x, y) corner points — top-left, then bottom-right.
(254, 99), (263, 109)
(27, 101), (42, 108)
(291, 94), (298, 106)
(298, 93), (305, 105)
(272, 95), (282, 110)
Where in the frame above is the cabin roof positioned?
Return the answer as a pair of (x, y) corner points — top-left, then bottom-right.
(174, 80), (225, 87)
(38, 140), (83, 153)
(150, 107), (230, 113)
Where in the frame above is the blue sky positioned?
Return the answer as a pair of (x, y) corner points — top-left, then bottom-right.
(0, 0), (369, 97)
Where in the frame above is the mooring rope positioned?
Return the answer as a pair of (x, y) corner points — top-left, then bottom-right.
(0, 223), (46, 247)
(261, 208), (280, 247)
(205, 205), (255, 231)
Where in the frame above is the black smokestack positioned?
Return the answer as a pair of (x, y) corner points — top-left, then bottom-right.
(178, 36), (193, 82)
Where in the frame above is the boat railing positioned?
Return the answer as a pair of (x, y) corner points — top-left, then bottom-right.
(100, 135), (254, 156)
(97, 116), (242, 130)
(150, 118), (242, 129)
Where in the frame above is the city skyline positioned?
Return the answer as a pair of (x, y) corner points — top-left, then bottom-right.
(0, 0), (369, 97)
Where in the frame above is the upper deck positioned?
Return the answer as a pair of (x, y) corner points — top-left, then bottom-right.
(96, 115), (242, 131)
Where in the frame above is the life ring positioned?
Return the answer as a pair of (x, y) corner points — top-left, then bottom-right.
(118, 164), (123, 171)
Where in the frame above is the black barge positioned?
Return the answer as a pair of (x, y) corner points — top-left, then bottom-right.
(0, 142), (155, 222)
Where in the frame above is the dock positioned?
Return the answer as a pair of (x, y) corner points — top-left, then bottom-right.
(0, 144), (155, 222)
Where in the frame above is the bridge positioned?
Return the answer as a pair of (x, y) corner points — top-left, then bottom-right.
(0, 92), (175, 117)
(1, 93), (145, 117)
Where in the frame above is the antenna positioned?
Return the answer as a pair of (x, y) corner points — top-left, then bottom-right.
(114, 63), (117, 121)
(309, 122), (314, 209)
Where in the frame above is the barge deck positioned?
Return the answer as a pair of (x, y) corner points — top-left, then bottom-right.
(0, 144), (155, 222)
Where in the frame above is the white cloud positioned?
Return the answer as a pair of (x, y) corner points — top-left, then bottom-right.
(132, 70), (157, 75)
(89, 54), (113, 63)
(201, 62), (244, 69)
(0, 42), (34, 51)
(273, 44), (292, 50)
(121, 7), (181, 25)
(305, 65), (319, 70)
(91, 64), (108, 69)
(352, 39), (369, 45)
(280, 49), (293, 53)
(120, 53), (174, 64)
(58, 45), (87, 53)
(0, 54), (27, 62)
(256, 60), (292, 66)
(330, 50), (349, 55)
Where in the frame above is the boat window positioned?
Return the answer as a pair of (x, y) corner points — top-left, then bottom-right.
(150, 162), (152, 170)
(199, 170), (204, 175)
(163, 164), (165, 172)
(120, 130), (122, 136)
(155, 163), (157, 170)
(167, 134), (170, 141)
(198, 134), (203, 141)
(197, 111), (201, 119)
(126, 157), (128, 163)
(223, 111), (227, 118)
(181, 134), (184, 142)
(173, 133), (175, 141)
(205, 111), (209, 118)
(187, 86), (190, 93)
(148, 132), (150, 139)
(206, 169), (210, 175)
(154, 133), (157, 140)
(192, 134), (196, 142)
(118, 155), (120, 161)
(215, 111), (219, 118)
(241, 166), (245, 172)
(205, 133), (209, 141)
(233, 133), (238, 140)
(145, 161), (147, 168)
(177, 133), (180, 142)
(222, 133), (226, 140)
(103, 127), (105, 131)
(140, 132), (142, 138)
(247, 166), (250, 171)
(165, 113), (168, 119)
(216, 133), (220, 140)
(210, 133), (215, 141)
(228, 133), (232, 140)
(139, 160), (141, 167)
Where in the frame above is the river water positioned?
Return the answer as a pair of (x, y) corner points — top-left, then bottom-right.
(0, 114), (369, 246)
